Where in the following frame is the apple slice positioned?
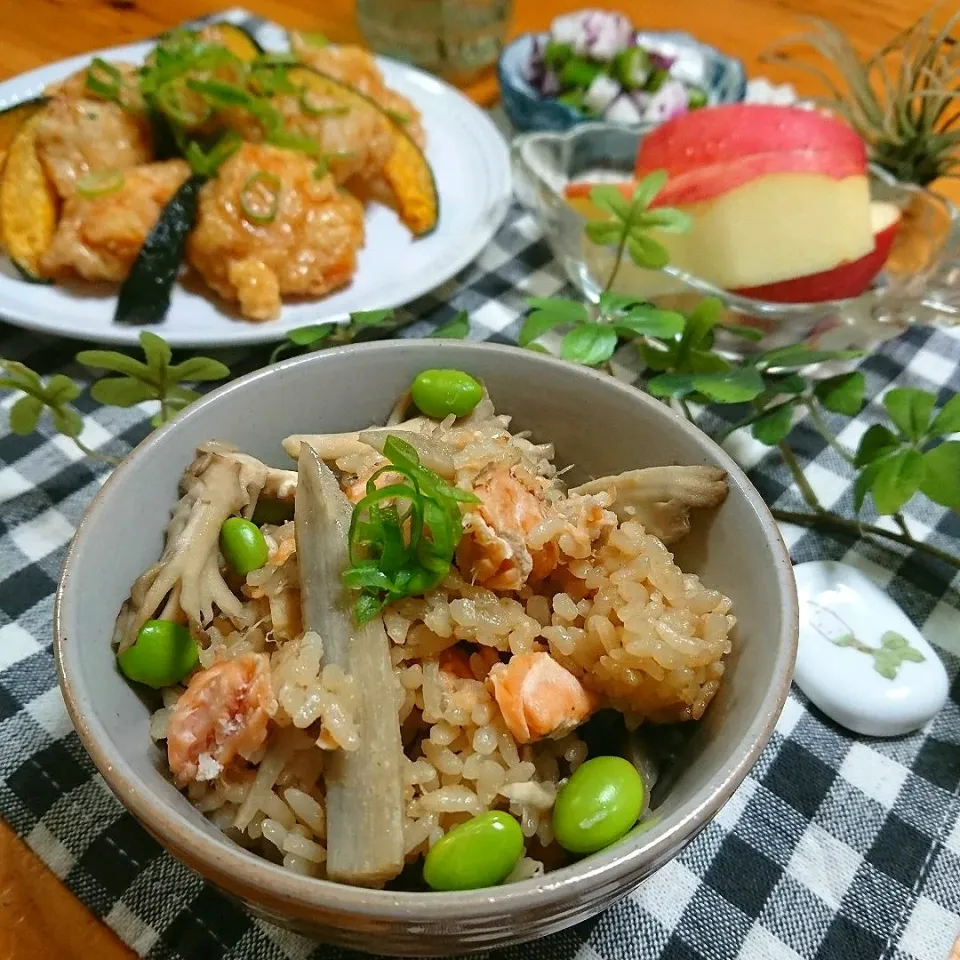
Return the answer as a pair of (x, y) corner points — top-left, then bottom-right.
(731, 201), (901, 303)
(633, 104), (866, 180)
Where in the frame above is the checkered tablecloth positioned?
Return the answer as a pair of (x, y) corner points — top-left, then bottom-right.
(1, 11), (959, 960)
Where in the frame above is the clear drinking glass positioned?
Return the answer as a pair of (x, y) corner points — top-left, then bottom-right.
(356, 0), (512, 82)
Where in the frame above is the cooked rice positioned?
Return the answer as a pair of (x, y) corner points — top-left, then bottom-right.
(134, 394), (734, 883)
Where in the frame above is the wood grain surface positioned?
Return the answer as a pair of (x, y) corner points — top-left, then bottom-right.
(0, 1), (955, 957)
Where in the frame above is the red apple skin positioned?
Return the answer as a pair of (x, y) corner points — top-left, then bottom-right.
(731, 218), (900, 303)
(565, 146), (867, 210)
(633, 104), (867, 180)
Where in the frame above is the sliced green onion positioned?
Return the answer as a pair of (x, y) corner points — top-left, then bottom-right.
(247, 98), (283, 134)
(255, 51), (300, 67)
(185, 77), (252, 108)
(86, 57), (124, 102)
(155, 81), (213, 126)
(250, 65), (296, 96)
(300, 32), (329, 47)
(240, 171), (282, 224)
(266, 129), (321, 155)
(186, 130), (242, 177)
(385, 108), (410, 125)
(298, 86), (350, 117)
(312, 157), (330, 179)
(76, 169), (125, 197)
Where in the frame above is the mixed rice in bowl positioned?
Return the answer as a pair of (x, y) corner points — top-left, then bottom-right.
(111, 367), (735, 891)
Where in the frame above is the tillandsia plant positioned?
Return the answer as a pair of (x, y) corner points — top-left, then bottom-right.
(763, 10), (960, 185)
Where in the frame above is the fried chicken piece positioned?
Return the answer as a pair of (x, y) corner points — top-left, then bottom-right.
(290, 35), (426, 149)
(187, 143), (365, 321)
(40, 160), (191, 282)
(45, 62), (145, 111)
(34, 97), (153, 199)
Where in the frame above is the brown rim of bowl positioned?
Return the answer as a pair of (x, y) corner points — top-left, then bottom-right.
(54, 340), (798, 919)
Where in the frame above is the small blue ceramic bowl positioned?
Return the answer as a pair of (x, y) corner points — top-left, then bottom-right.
(498, 31), (746, 133)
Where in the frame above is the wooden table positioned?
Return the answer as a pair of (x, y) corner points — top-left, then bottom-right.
(0, 1), (955, 957)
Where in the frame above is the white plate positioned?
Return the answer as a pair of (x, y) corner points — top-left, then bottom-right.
(0, 35), (511, 347)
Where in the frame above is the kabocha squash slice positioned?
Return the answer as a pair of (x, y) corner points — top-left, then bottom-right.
(114, 174), (206, 325)
(0, 110), (59, 282)
(200, 22), (264, 61)
(0, 97), (48, 154)
(286, 66), (439, 237)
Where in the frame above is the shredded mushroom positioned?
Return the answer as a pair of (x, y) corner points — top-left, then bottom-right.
(570, 466), (728, 544)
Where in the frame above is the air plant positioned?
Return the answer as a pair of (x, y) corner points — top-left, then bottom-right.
(764, 9), (959, 185)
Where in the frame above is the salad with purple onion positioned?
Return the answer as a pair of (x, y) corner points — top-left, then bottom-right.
(525, 10), (708, 124)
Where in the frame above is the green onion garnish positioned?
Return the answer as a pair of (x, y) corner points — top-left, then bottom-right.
(155, 81), (213, 126)
(313, 157), (329, 179)
(344, 435), (480, 624)
(385, 108), (410, 125)
(266, 129), (321, 155)
(85, 58), (124, 102)
(255, 51), (300, 67)
(298, 87), (350, 117)
(186, 130), (242, 178)
(250, 65), (296, 96)
(185, 78), (252, 108)
(240, 171), (282, 224)
(76, 169), (125, 198)
(300, 32), (329, 48)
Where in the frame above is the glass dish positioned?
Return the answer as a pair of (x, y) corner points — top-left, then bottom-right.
(498, 31), (746, 134)
(511, 122), (960, 354)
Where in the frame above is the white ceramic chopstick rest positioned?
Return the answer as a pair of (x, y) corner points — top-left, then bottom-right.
(792, 560), (949, 738)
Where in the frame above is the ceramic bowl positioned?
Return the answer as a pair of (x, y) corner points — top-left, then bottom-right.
(55, 341), (797, 955)
(511, 121), (960, 354)
(498, 31), (746, 133)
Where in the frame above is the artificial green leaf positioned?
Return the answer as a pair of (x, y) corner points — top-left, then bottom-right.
(51, 405), (83, 439)
(140, 331), (172, 379)
(585, 220), (623, 246)
(752, 404), (795, 445)
(75, 349), (151, 379)
(871, 448), (924, 515)
(718, 324), (764, 343)
(635, 207), (693, 233)
(91, 377), (155, 407)
(429, 311), (469, 339)
(0, 361), (42, 391)
(692, 368), (765, 404)
(8, 395), (43, 435)
(520, 310), (570, 347)
(587, 184), (631, 220)
(525, 298), (588, 323)
(756, 347), (863, 371)
(560, 323), (619, 366)
(928, 394), (960, 437)
(855, 423), (900, 467)
(615, 307), (685, 340)
(646, 373), (697, 398)
(598, 291), (644, 314)
(815, 372), (865, 416)
(288, 324), (334, 346)
(883, 387), (936, 441)
(350, 308), (395, 326)
(43, 374), (81, 404)
(684, 297), (723, 350)
(630, 170), (667, 209)
(167, 357), (230, 382)
(626, 234), (669, 270)
(688, 348), (731, 375)
(853, 461), (881, 512)
(919, 441), (960, 510)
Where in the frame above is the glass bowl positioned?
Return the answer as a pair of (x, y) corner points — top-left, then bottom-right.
(498, 32), (746, 134)
(511, 122), (960, 354)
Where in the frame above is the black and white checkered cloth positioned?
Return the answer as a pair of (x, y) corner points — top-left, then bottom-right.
(0, 11), (958, 959)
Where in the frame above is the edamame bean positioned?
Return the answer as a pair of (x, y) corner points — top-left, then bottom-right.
(553, 756), (644, 854)
(220, 517), (269, 575)
(117, 620), (199, 689)
(410, 369), (483, 419)
(423, 810), (523, 891)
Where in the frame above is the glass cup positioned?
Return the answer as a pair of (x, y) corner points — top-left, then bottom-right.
(356, 0), (512, 82)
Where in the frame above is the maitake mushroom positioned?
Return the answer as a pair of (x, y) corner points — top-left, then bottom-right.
(115, 446), (297, 652)
(570, 466), (728, 545)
